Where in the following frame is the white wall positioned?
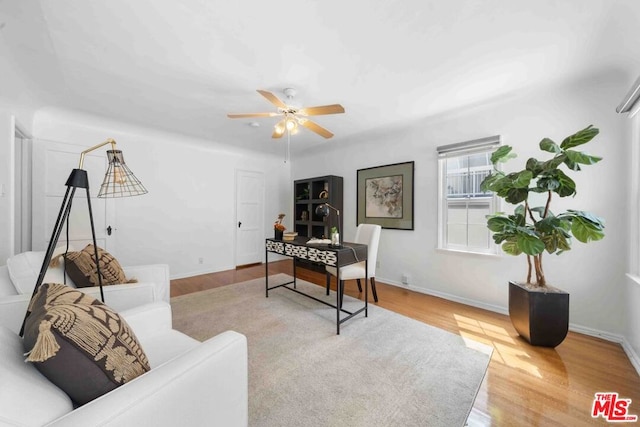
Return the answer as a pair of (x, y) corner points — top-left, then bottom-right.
(31, 108), (291, 278)
(294, 69), (630, 339)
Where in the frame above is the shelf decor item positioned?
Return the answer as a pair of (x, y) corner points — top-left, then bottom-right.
(357, 161), (414, 230)
(480, 125), (605, 347)
(19, 138), (147, 336)
(283, 232), (298, 241)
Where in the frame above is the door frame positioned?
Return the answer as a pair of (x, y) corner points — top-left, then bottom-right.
(10, 116), (33, 255)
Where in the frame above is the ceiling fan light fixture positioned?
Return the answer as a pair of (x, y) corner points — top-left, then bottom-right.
(228, 88), (344, 140)
(286, 118), (298, 132)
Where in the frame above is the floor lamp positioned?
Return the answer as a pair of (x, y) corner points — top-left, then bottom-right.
(19, 138), (147, 336)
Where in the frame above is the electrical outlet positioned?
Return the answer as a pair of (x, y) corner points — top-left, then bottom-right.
(401, 274), (410, 285)
(198, 257), (204, 264)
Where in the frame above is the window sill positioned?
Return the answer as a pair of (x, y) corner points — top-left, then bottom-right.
(436, 248), (500, 258)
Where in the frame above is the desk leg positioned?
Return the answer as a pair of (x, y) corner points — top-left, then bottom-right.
(293, 258), (297, 289)
(365, 260), (368, 317)
(336, 265), (341, 335)
(265, 247), (269, 298)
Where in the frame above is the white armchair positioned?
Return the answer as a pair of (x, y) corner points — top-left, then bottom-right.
(326, 224), (382, 303)
(0, 301), (249, 427)
(0, 251), (170, 334)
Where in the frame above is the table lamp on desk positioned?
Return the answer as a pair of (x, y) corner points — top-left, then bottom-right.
(315, 203), (341, 248)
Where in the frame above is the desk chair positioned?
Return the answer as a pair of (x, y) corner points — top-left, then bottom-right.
(326, 223), (381, 304)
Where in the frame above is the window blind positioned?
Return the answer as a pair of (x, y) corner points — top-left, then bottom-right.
(437, 135), (501, 158)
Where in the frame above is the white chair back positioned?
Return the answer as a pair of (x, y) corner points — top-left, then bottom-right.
(354, 224), (381, 277)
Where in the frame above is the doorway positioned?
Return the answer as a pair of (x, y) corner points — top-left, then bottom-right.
(235, 170), (264, 267)
(13, 123), (32, 254)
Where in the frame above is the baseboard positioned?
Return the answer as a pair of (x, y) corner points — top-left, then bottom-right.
(568, 323), (624, 343)
(569, 324), (640, 375)
(622, 339), (640, 376)
(171, 265), (236, 280)
(378, 278), (508, 316)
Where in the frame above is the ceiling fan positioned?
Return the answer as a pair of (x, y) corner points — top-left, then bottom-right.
(227, 88), (345, 139)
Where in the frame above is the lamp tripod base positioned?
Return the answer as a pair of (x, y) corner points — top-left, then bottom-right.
(19, 169), (105, 337)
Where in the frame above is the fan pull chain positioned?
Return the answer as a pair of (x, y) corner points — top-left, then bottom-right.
(285, 128), (290, 163)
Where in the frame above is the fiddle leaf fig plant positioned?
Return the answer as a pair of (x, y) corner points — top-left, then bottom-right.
(480, 125), (605, 287)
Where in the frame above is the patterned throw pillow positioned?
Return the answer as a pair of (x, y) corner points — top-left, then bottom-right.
(23, 283), (150, 405)
(64, 244), (136, 287)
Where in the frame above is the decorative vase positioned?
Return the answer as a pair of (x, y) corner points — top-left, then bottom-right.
(331, 232), (340, 247)
(274, 229), (284, 240)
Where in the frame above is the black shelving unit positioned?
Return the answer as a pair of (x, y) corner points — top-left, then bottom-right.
(294, 175), (343, 272)
(294, 175), (343, 238)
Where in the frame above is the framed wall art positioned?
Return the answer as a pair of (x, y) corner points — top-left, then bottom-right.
(357, 161), (414, 230)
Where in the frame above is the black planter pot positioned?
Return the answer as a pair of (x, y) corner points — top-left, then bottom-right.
(274, 229), (284, 240)
(508, 281), (569, 348)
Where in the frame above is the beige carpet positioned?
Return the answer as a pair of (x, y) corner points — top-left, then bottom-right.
(171, 274), (492, 427)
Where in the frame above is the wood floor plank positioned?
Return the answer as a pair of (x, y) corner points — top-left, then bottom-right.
(171, 260), (640, 427)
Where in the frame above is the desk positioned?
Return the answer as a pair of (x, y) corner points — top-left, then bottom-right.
(265, 237), (368, 334)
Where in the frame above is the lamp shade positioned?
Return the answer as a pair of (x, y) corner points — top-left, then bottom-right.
(315, 204), (330, 217)
(97, 150), (148, 198)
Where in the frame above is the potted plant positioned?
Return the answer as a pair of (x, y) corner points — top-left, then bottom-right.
(274, 213), (286, 240)
(480, 125), (605, 347)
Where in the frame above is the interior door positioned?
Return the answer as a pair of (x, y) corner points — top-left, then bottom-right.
(32, 139), (115, 253)
(235, 170), (264, 266)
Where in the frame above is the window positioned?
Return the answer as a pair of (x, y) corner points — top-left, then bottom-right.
(437, 136), (501, 253)
(618, 75), (640, 277)
(626, 112), (640, 277)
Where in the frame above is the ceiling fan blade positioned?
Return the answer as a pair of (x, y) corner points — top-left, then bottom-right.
(298, 104), (345, 116)
(272, 119), (285, 138)
(227, 112), (280, 118)
(257, 90), (287, 109)
(300, 119), (334, 139)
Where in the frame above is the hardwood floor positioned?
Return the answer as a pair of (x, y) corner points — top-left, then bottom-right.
(171, 261), (640, 426)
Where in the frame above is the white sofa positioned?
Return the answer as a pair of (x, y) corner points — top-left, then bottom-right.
(0, 301), (249, 426)
(0, 251), (170, 334)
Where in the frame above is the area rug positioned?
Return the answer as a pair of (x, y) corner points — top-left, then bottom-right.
(171, 274), (492, 427)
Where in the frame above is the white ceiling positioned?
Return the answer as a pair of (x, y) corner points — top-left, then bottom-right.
(1, 0), (639, 155)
